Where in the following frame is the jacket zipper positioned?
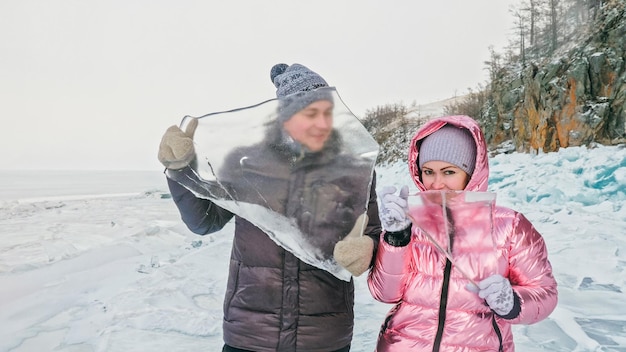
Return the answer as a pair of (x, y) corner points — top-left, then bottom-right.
(432, 258), (452, 352)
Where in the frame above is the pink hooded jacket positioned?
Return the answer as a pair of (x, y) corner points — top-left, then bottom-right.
(368, 115), (558, 351)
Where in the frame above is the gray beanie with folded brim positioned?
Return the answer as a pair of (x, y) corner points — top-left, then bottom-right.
(418, 125), (477, 176)
(270, 63), (334, 122)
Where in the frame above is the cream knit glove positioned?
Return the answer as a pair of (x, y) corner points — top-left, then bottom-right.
(333, 214), (374, 277)
(157, 119), (198, 170)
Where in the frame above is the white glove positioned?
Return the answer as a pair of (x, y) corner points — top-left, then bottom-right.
(333, 214), (374, 277)
(470, 274), (515, 316)
(379, 185), (411, 232)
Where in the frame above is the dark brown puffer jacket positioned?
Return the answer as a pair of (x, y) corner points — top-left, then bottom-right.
(166, 126), (382, 352)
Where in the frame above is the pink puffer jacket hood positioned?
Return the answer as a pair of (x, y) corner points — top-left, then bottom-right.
(368, 115), (558, 351)
(408, 115), (489, 192)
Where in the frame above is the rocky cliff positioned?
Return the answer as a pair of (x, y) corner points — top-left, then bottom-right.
(486, 0), (625, 153)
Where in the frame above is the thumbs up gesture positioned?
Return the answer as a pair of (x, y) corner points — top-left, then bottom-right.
(333, 213), (375, 277)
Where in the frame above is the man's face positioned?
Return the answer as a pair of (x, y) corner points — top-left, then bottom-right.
(283, 100), (333, 152)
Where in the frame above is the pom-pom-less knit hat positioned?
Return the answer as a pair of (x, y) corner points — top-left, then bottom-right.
(270, 63), (333, 122)
(418, 125), (477, 176)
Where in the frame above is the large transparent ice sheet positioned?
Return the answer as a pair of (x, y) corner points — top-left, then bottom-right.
(166, 88), (379, 281)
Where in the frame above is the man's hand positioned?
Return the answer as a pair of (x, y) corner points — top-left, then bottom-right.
(157, 118), (198, 170)
(333, 213), (374, 277)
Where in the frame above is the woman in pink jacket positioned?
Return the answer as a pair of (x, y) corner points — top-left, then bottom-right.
(368, 115), (558, 351)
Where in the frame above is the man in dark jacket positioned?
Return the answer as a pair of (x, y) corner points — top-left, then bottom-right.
(158, 63), (382, 352)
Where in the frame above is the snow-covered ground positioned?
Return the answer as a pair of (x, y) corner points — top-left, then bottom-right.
(1, 144), (625, 351)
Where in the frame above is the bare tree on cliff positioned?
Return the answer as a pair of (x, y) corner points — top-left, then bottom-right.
(511, 7), (527, 65)
(511, 0), (541, 60)
(549, 0), (560, 52)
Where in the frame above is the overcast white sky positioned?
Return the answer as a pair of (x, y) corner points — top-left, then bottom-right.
(1, 0), (517, 171)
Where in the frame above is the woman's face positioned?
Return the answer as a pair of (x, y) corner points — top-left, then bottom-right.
(283, 100), (333, 152)
(421, 160), (470, 191)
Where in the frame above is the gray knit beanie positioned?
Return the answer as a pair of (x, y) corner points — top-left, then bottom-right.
(418, 125), (477, 175)
(270, 63), (333, 122)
